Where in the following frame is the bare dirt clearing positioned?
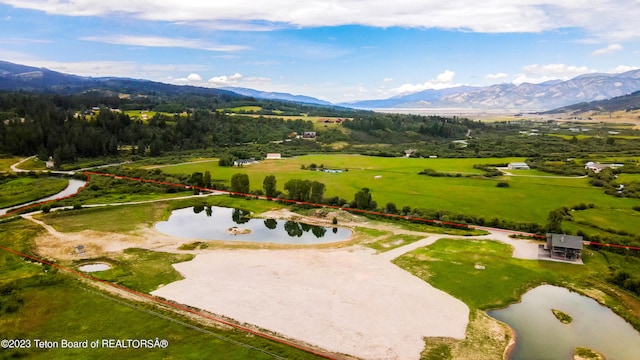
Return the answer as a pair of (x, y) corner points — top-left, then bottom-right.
(151, 247), (469, 360)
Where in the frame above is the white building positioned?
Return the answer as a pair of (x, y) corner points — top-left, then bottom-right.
(508, 162), (530, 170)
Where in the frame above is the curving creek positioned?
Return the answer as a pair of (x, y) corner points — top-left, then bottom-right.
(0, 178), (86, 216)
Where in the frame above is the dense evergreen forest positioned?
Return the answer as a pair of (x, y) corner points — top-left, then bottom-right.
(0, 91), (486, 166)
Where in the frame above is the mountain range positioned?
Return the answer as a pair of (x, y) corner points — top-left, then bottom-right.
(343, 70), (640, 111)
(0, 60), (242, 99)
(2, 60), (640, 111)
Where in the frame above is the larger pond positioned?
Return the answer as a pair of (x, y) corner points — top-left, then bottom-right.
(155, 206), (352, 244)
(488, 285), (640, 359)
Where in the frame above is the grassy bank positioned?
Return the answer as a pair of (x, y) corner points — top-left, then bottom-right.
(393, 238), (640, 359)
(37, 195), (288, 234)
(0, 177), (69, 208)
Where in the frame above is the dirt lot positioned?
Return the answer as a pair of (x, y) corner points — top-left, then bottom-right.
(151, 246), (469, 360)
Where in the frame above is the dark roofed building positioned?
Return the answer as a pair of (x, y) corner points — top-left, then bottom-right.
(546, 233), (583, 261)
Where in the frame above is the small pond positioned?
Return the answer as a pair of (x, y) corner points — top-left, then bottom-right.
(78, 263), (112, 272)
(155, 206), (351, 244)
(488, 285), (640, 359)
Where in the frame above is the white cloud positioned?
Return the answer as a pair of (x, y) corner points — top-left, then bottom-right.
(486, 73), (508, 80)
(513, 63), (597, 84)
(201, 73), (271, 88)
(81, 35), (246, 52)
(613, 65), (640, 73)
(383, 77), (393, 83)
(187, 73), (202, 82)
(3, 0), (640, 39)
(208, 73), (243, 86)
(390, 70), (461, 95)
(592, 43), (623, 56)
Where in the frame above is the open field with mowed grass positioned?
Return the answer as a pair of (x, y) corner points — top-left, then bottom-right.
(0, 219), (325, 360)
(572, 208), (640, 235)
(0, 177), (69, 208)
(151, 154), (639, 225)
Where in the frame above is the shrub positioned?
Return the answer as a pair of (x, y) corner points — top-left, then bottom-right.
(496, 181), (510, 188)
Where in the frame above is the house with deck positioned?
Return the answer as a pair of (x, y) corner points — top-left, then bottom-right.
(546, 233), (583, 261)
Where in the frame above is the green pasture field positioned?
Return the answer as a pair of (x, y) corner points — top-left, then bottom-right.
(395, 239), (595, 309)
(572, 208), (640, 235)
(123, 110), (186, 122)
(37, 203), (169, 233)
(0, 220), (324, 360)
(0, 177), (69, 208)
(152, 154), (638, 226)
(547, 134), (592, 140)
(227, 106), (263, 112)
(617, 173), (640, 182)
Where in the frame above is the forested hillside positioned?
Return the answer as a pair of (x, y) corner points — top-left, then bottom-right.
(0, 91), (484, 166)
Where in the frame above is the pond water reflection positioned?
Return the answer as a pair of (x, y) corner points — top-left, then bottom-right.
(488, 285), (640, 359)
(155, 206), (351, 244)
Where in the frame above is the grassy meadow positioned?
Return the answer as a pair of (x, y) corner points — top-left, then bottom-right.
(0, 156), (23, 171)
(0, 177), (69, 208)
(151, 154), (638, 227)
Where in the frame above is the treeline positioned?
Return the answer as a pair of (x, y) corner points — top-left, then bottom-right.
(343, 114), (483, 141)
(0, 93), (314, 165)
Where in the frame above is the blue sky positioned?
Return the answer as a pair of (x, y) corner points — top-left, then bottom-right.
(1, 1), (639, 103)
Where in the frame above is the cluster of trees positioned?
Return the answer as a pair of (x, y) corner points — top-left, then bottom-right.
(588, 166), (640, 199)
(283, 179), (326, 204)
(342, 114), (484, 142)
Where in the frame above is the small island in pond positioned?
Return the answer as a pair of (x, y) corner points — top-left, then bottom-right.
(227, 227), (251, 235)
(552, 309), (573, 324)
(573, 347), (606, 360)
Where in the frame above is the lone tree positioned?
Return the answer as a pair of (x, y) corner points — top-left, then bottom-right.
(230, 173), (250, 195)
(310, 181), (326, 204)
(547, 208), (565, 234)
(204, 171), (212, 189)
(354, 188), (376, 210)
(263, 175), (277, 198)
